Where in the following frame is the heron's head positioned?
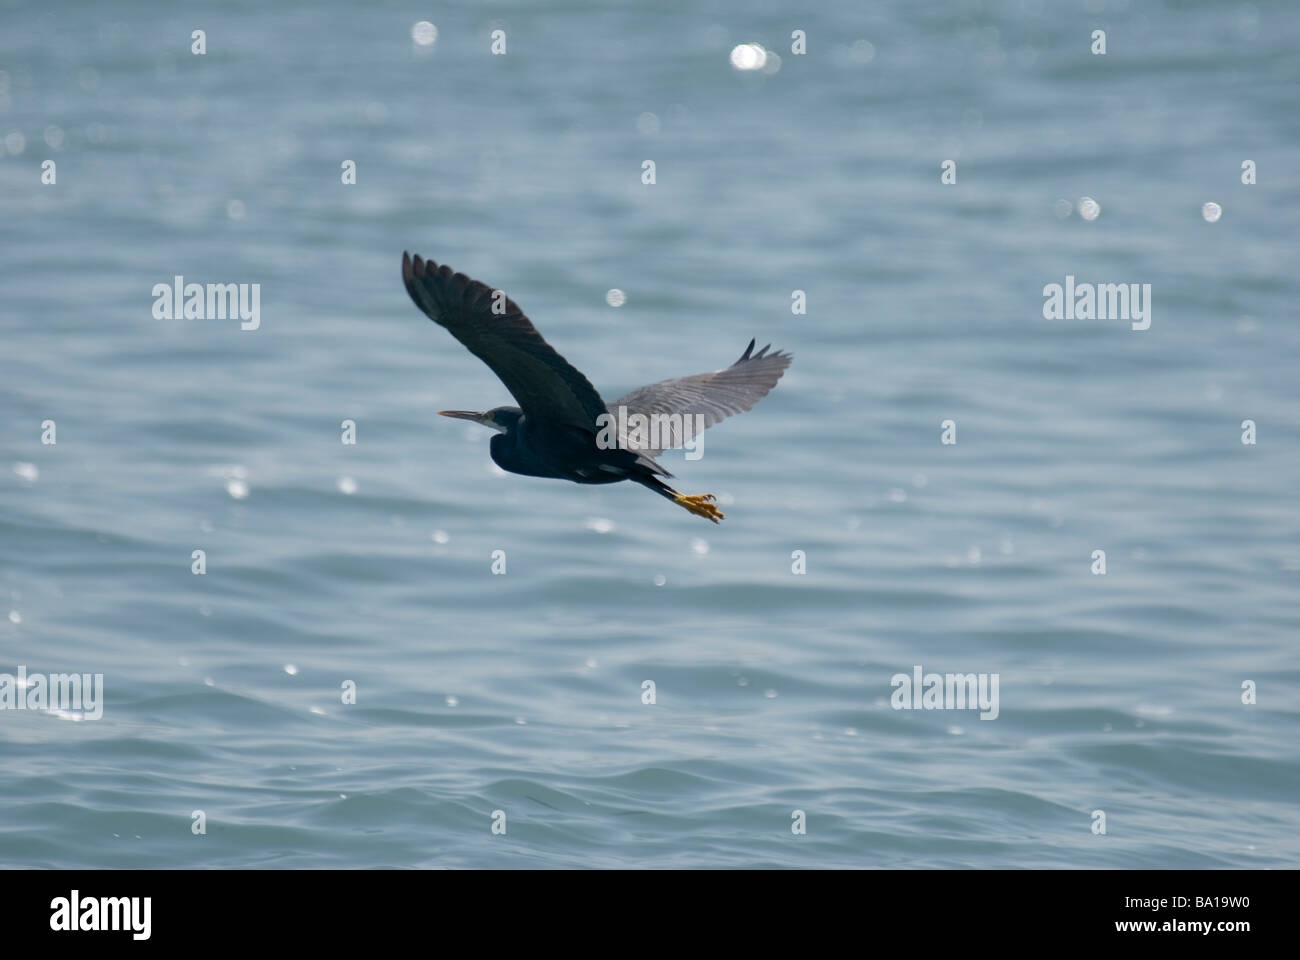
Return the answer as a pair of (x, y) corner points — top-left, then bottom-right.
(438, 406), (521, 433)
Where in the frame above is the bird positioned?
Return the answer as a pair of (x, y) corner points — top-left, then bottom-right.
(401, 253), (791, 523)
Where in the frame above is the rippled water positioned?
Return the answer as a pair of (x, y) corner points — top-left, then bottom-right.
(2, 1), (1298, 868)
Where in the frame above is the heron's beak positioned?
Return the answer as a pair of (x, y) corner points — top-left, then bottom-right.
(438, 410), (487, 424)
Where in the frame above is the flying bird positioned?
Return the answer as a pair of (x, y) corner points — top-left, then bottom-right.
(401, 253), (791, 522)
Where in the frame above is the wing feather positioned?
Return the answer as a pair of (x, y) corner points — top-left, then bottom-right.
(608, 340), (792, 457)
(402, 253), (608, 432)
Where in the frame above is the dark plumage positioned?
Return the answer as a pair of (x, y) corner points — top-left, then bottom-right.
(401, 252), (791, 522)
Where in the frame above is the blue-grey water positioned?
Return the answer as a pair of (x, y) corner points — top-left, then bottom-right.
(2, 0), (1298, 868)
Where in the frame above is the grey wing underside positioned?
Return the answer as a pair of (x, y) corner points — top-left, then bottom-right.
(608, 340), (792, 460)
(402, 252), (609, 433)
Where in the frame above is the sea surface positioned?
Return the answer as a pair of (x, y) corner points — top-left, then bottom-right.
(2, 0), (1298, 868)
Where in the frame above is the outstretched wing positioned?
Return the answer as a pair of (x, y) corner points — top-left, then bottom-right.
(608, 340), (792, 457)
(402, 252), (609, 433)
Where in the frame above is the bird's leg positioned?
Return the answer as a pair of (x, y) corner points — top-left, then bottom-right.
(638, 475), (726, 523)
(672, 492), (724, 523)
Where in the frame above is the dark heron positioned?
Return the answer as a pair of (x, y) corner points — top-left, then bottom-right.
(401, 253), (791, 522)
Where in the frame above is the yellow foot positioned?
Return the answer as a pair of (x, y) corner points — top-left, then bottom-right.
(673, 493), (724, 523)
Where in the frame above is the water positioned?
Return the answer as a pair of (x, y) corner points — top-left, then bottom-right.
(2, 0), (1298, 868)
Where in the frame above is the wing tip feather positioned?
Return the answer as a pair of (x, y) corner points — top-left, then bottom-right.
(735, 339), (793, 368)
